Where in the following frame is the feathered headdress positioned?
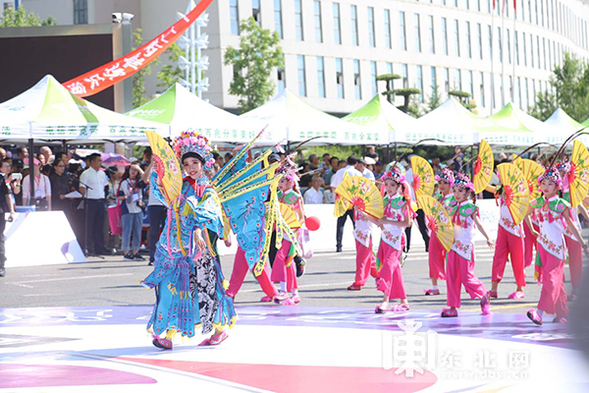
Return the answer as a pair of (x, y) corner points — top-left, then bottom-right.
(276, 155), (298, 184)
(538, 166), (563, 189)
(454, 172), (475, 192)
(556, 160), (571, 174)
(172, 131), (215, 171)
(435, 168), (455, 186)
(382, 167), (406, 184)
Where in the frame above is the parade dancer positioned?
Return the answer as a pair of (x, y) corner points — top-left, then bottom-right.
(141, 131), (236, 349)
(347, 206), (379, 291)
(557, 160), (589, 301)
(442, 173), (493, 318)
(424, 169), (457, 296)
(525, 167), (588, 325)
(272, 163), (305, 305)
(226, 243), (279, 302)
(488, 178), (527, 300)
(374, 168), (413, 313)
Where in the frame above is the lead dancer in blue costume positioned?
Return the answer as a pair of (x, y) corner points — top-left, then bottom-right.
(141, 131), (236, 350)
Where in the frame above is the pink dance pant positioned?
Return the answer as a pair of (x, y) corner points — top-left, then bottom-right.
(428, 234), (446, 280)
(376, 241), (406, 300)
(271, 239), (298, 292)
(565, 236), (583, 290)
(445, 250), (487, 308)
(523, 222), (539, 268)
(536, 246), (569, 318)
(492, 226), (526, 287)
(354, 238), (377, 286)
(227, 247), (278, 298)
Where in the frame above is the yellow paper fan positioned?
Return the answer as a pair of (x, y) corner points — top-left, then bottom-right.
(335, 174), (384, 218)
(497, 163), (530, 225)
(145, 130), (182, 205)
(513, 157), (544, 200)
(417, 195), (453, 251)
(473, 139), (494, 194)
(568, 140), (589, 208)
(410, 155), (435, 197)
(280, 203), (301, 229)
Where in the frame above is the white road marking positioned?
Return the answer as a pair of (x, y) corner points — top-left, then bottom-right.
(9, 273), (133, 285)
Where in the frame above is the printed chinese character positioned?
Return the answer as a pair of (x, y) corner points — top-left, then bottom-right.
(123, 53), (146, 71)
(67, 82), (87, 95)
(439, 350), (462, 369)
(83, 74), (106, 90)
(143, 38), (163, 57)
(103, 63), (126, 80)
(508, 351), (530, 369)
(474, 350), (497, 369)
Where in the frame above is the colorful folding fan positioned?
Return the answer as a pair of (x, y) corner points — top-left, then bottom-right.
(144, 130), (182, 205)
(410, 155), (435, 197)
(416, 195), (453, 251)
(568, 140), (589, 208)
(334, 174), (384, 218)
(496, 163), (530, 225)
(280, 203), (301, 229)
(513, 157), (544, 200)
(473, 139), (494, 194)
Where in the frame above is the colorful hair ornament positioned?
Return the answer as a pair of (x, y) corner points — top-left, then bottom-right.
(172, 131), (215, 171)
(454, 172), (475, 192)
(382, 167), (406, 184)
(538, 166), (563, 189)
(435, 168), (455, 186)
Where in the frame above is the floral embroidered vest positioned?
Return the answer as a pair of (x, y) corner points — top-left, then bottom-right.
(530, 195), (569, 259)
(497, 195), (522, 237)
(353, 208), (375, 247)
(381, 194), (407, 251)
(451, 201), (478, 260)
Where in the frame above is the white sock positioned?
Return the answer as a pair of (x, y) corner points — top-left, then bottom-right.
(292, 289), (299, 295)
(537, 309), (544, 317)
(432, 285), (438, 290)
(280, 282), (287, 293)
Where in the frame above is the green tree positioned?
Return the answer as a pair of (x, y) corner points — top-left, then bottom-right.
(530, 53), (589, 122)
(224, 17), (284, 113)
(132, 28), (160, 108)
(157, 42), (185, 90)
(0, 6), (56, 27)
(449, 90), (476, 111)
(425, 84), (443, 113)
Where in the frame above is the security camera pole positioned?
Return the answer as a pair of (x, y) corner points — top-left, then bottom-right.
(112, 12), (135, 113)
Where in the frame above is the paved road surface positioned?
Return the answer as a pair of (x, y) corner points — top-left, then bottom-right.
(2, 240), (580, 316)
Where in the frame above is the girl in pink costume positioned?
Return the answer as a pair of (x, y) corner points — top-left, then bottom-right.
(442, 173), (494, 318)
(424, 168), (458, 296)
(557, 160), (589, 302)
(347, 206), (379, 291)
(526, 168), (588, 325)
(488, 175), (526, 300)
(226, 243), (278, 302)
(373, 168), (413, 314)
(272, 171), (306, 306)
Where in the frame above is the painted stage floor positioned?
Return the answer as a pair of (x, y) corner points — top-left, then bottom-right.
(1, 305), (588, 392)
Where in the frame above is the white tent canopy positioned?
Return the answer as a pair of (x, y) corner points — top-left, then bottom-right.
(414, 98), (479, 145)
(240, 89), (387, 145)
(126, 83), (279, 144)
(0, 75), (167, 143)
(544, 108), (589, 145)
(343, 94), (418, 144)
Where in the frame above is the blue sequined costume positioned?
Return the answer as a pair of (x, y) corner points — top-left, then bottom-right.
(142, 171), (236, 338)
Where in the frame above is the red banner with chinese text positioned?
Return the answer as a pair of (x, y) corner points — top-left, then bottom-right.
(63, 0), (213, 97)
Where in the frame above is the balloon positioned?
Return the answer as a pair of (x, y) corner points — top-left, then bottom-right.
(305, 216), (321, 231)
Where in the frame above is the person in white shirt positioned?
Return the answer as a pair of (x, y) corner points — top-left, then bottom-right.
(331, 156), (363, 252)
(22, 157), (51, 211)
(142, 158), (167, 266)
(356, 158), (375, 182)
(79, 153), (108, 255)
(304, 176), (325, 204)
